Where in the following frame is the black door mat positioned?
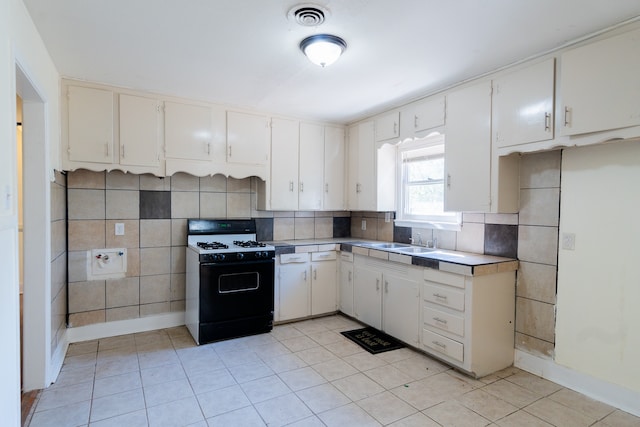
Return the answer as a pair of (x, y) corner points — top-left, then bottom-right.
(341, 327), (405, 354)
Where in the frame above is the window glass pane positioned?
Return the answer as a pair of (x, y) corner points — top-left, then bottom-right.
(406, 183), (444, 214)
(406, 156), (444, 182)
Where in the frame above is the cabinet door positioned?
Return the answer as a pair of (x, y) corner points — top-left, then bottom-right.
(119, 94), (160, 167)
(339, 260), (354, 316)
(445, 81), (492, 212)
(165, 101), (224, 161)
(346, 124), (359, 210)
(356, 121), (376, 210)
(560, 28), (640, 136)
(279, 262), (310, 321)
(67, 86), (114, 163)
(375, 111), (400, 141)
(311, 258), (337, 315)
(493, 59), (555, 148)
(299, 122), (325, 210)
(413, 96), (445, 133)
(383, 271), (420, 346)
(353, 266), (382, 329)
(227, 111), (269, 165)
(270, 118), (299, 210)
(323, 126), (345, 210)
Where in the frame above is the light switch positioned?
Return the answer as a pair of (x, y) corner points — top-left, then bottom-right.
(562, 232), (576, 250)
(361, 219), (366, 230)
(115, 223), (125, 236)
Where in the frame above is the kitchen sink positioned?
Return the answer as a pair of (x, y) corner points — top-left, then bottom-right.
(364, 242), (411, 249)
(394, 246), (436, 254)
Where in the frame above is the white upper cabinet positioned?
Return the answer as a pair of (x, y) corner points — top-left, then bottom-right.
(119, 94), (161, 168)
(323, 126), (346, 210)
(299, 122), (325, 210)
(375, 111), (400, 142)
(263, 120), (344, 211)
(560, 27), (640, 136)
(226, 111), (270, 165)
(164, 101), (226, 162)
(67, 85), (114, 164)
(269, 117), (299, 211)
(493, 58), (555, 149)
(350, 121), (376, 209)
(413, 96), (445, 133)
(347, 121), (396, 211)
(445, 81), (492, 212)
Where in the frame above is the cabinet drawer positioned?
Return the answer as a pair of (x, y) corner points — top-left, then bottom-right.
(340, 252), (354, 263)
(280, 253), (310, 264)
(423, 329), (464, 362)
(423, 283), (465, 311)
(423, 306), (464, 337)
(423, 269), (465, 289)
(311, 251), (337, 262)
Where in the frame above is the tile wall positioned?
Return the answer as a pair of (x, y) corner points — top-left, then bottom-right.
(66, 170), (351, 328)
(50, 171), (67, 355)
(516, 151), (561, 357)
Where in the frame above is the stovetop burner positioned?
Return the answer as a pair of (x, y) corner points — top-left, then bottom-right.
(234, 240), (267, 248)
(197, 241), (229, 250)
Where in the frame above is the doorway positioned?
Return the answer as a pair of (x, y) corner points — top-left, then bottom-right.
(16, 63), (52, 396)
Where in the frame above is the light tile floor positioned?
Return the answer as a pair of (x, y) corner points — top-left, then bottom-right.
(27, 314), (640, 427)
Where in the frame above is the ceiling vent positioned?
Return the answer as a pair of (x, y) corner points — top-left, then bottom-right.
(288, 4), (329, 26)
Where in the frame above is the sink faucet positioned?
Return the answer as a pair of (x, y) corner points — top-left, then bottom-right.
(409, 233), (423, 246)
(429, 237), (438, 249)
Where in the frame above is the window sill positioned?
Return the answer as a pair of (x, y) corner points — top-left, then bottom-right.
(394, 219), (462, 232)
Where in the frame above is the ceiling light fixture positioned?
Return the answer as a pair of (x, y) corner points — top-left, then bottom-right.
(300, 34), (347, 67)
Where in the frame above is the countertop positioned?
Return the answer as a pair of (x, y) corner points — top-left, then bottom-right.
(267, 238), (518, 276)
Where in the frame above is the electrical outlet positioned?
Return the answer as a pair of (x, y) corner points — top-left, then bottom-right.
(384, 212), (391, 223)
(361, 219), (366, 230)
(562, 232), (576, 250)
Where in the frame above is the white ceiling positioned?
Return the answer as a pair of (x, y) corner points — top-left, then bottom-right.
(23, 0), (640, 124)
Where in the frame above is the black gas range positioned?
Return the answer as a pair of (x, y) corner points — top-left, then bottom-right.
(185, 219), (275, 345)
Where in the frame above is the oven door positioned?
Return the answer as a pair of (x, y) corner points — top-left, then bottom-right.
(199, 258), (274, 323)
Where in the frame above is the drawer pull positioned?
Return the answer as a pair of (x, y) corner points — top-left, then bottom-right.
(432, 340), (447, 349)
(433, 317), (448, 325)
(433, 293), (448, 300)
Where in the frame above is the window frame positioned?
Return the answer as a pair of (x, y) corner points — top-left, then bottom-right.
(394, 132), (461, 230)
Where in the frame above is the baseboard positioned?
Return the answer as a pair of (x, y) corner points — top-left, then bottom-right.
(66, 312), (185, 343)
(49, 330), (69, 386)
(514, 349), (640, 417)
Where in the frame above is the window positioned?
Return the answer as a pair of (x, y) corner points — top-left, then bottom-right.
(395, 133), (461, 229)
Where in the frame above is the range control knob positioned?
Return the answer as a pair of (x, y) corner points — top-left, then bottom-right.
(213, 253), (225, 261)
(236, 252), (245, 260)
(255, 251), (265, 259)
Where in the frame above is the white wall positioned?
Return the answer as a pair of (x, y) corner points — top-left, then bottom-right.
(556, 140), (640, 393)
(0, 0), (60, 424)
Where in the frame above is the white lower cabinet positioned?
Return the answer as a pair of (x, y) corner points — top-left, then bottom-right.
(353, 255), (421, 345)
(353, 262), (383, 329)
(421, 268), (515, 377)
(310, 251), (338, 315)
(338, 252), (354, 316)
(382, 269), (421, 347)
(277, 253), (310, 322)
(276, 250), (338, 322)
